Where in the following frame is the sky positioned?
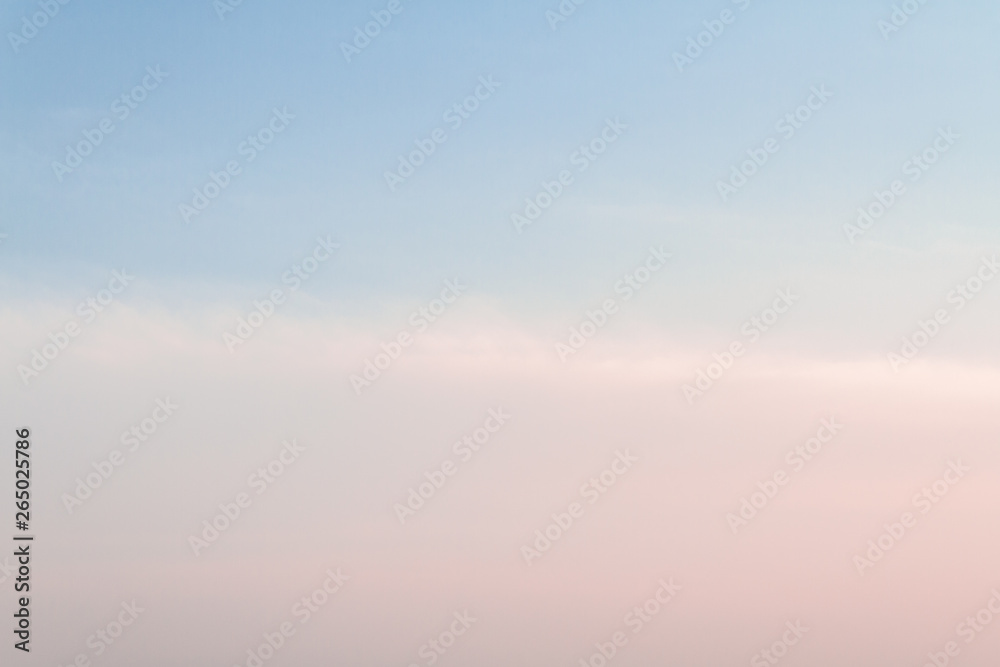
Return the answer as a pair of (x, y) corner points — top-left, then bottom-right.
(2, 1), (1000, 666)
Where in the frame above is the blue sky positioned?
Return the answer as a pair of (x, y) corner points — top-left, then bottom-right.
(2, 0), (999, 332)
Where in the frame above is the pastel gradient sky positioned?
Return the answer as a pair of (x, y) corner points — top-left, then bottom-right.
(2, 1), (1000, 666)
